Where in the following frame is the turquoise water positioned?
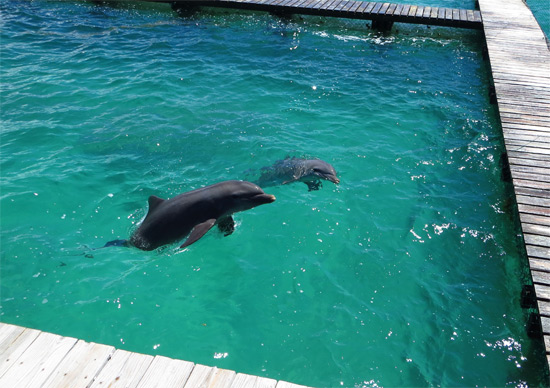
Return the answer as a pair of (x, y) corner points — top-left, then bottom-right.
(527, 0), (550, 38)
(1, 1), (548, 387)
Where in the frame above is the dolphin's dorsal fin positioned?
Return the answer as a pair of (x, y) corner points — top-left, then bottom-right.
(180, 219), (217, 249)
(147, 195), (165, 214)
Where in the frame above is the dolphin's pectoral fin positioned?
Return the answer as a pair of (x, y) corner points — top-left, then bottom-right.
(180, 219), (217, 249)
(306, 180), (322, 191)
(218, 216), (235, 236)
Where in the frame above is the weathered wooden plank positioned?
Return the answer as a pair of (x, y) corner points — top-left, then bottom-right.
(298, 0), (318, 8)
(512, 178), (550, 192)
(542, 316), (550, 334)
(524, 234), (550, 248)
(371, 2), (384, 14)
(393, 3), (403, 16)
(528, 245), (550, 260)
(42, 340), (114, 388)
(303, 0), (323, 9)
(378, 2), (390, 15)
(89, 349), (153, 388)
(501, 116), (550, 127)
(516, 195), (550, 208)
(523, 223), (550, 237)
(530, 257), (550, 272)
(422, 6), (431, 18)
(507, 144), (550, 155)
(510, 164), (550, 177)
(232, 373), (278, 388)
(504, 135), (550, 148)
(288, 0), (306, 8)
(348, 0), (363, 13)
(535, 283), (550, 301)
(532, 269), (550, 286)
(327, 0), (344, 11)
(318, 0), (337, 10)
(515, 186), (550, 200)
(0, 324), (26, 350)
(0, 325), (40, 378)
(508, 150), (550, 162)
(335, 0), (355, 12)
(209, 368), (237, 388)
(503, 127), (550, 140)
(184, 365), (237, 388)
(185, 365), (226, 387)
(520, 213), (550, 228)
(364, 1), (377, 13)
(518, 203), (550, 217)
(510, 158), (550, 171)
(136, 355), (194, 388)
(512, 171), (550, 184)
(0, 331), (77, 387)
(540, 300), (550, 317)
(452, 8), (460, 20)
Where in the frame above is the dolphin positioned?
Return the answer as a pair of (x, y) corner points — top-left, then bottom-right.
(254, 157), (340, 191)
(107, 180), (276, 251)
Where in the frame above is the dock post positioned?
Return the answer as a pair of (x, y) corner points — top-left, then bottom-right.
(521, 284), (537, 309)
(171, 2), (199, 15)
(527, 312), (543, 338)
(372, 19), (394, 31)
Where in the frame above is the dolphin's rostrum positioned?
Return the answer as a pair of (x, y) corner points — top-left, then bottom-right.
(125, 180), (276, 250)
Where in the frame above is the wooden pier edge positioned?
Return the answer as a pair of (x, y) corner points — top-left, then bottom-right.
(0, 322), (312, 388)
(144, 0), (483, 29)
(477, 0), (550, 373)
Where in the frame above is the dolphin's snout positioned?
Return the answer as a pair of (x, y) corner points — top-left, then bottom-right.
(252, 193), (276, 204)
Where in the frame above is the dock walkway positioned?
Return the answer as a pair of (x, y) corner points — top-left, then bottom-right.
(148, 0), (482, 29)
(0, 322), (310, 388)
(478, 0), (550, 367)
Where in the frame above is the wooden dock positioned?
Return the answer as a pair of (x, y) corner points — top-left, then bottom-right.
(0, 322), (310, 388)
(146, 0), (482, 30)
(478, 0), (550, 368)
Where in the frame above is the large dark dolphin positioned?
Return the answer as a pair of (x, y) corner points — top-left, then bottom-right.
(108, 180), (276, 251)
(254, 157), (340, 191)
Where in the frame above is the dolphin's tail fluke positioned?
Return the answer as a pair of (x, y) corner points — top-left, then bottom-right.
(104, 239), (130, 248)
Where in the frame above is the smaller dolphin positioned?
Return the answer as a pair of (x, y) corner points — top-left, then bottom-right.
(107, 180), (275, 251)
(254, 157), (340, 191)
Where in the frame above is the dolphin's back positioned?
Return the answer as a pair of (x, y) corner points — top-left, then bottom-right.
(130, 189), (215, 250)
(255, 158), (307, 187)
